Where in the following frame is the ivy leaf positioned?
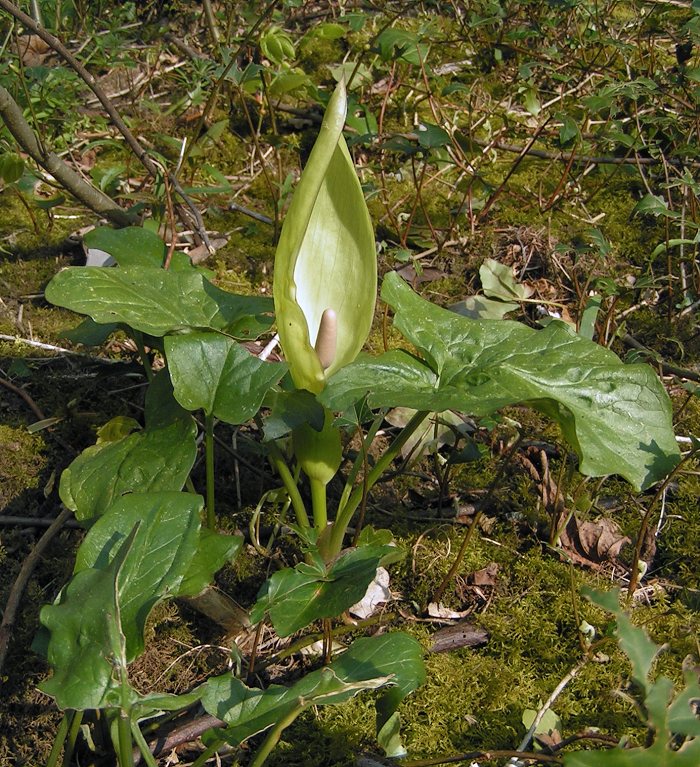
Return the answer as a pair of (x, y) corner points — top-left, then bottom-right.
(321, 272), (680, 490)
(165, 332), (286, 424)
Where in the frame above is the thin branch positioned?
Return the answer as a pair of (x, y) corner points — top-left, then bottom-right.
(0, 506), (73, 676)
(0, 82), (133, 225)
(0, 0), (210, 246)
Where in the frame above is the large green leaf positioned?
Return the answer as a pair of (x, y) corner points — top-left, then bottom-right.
(39, 527), (138, 711)
(45, 265), (273, 339)
(83, 226), (196, 271)
(73, 492), (240, 603)
(178, 527), (243, 598)
(251, 544), (397, 636)
(273, 80), (376, 392)
(72, 492), (203, 660)
(201, 633), (424, 747)
(165, 332), (286, 423)
(565, 739), (700, 767)
(321, 272), (679, 490)
(84, 226), (166, 268)
(59, 416), (197, 523)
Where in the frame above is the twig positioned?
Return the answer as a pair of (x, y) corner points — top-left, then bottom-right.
(0, 0), (210, 247)
(0, 515), (82, 528)
(0, 506), (73, 676)
(622, 334), (700, 383)
(0, 333), (120, 361)
(0, 372), (44, 420)
(399, 749), (562, 766)
(515, 658), (587, 754)
(132, 713), (225, 765)
(0, 83), (132, 225)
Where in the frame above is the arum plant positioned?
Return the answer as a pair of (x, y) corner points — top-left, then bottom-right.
(38, 77), (682, 767)
(270, 79), (393, 551)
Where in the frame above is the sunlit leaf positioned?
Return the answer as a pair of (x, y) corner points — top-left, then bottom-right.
(202, 633), (424, 749)
(46, 266), (273, 339)
(165, 332), (286, 423)
(59, 416), (196, 524)
(251, 544), (399, 636)
(321, 272), (680, 490)
(72, 492), (203, 659)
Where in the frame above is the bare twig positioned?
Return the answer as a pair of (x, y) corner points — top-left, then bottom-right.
(0, 0), (210, 247)
(0, 506), (73, 676)
(0, 82), (133, 225)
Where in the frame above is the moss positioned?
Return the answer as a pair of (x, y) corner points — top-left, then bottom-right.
(0, 425), (47, 511)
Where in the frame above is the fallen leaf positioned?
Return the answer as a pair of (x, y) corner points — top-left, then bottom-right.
(349, 567), (392, 619)
(429, 621), (489, 653)
(468, 562), (498, 586)
(559, 516), (631, 569)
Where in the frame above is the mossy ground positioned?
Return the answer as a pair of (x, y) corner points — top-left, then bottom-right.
(1, 2), (699, 765)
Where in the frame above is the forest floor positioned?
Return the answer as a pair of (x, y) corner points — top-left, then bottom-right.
(0, 2), (699, 766)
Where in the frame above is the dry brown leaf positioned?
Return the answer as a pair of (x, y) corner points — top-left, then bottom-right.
(559, 516), (631, 570)
(468, 562), (499, 586)
(429, 621), (489, 653)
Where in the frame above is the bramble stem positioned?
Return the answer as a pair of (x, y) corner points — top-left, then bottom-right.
(205, 413), (216, 529)
(328, 410), (429, 557)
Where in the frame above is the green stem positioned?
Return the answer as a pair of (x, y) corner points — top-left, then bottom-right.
(266, 439), (311, 529)
(249, 706), (305, 767)
(328, 410), (429, 558)
(63, 710), (83, 767)
(131, 720), (158, 767)
(132, 331), (154, 383)
(337, 409), (385, 512)
(190, 742), (221, 767)
(46, 711), (70, 767)
(310, 477), (328, 532)
(116, 711), (133, 767)
(205, 412), (216, 528)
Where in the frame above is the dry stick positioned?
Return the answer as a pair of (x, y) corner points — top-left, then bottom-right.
(515, 658), (587, 754)
(399, 749), (562, 766)
(466, 136), (700, 167)
(621, 334), (700, 384)
(432, 434), (524, 605)
(0, 506), (73, 676)
(627, 445), (699, 597)
(0, 514), (81, 528)
(477, 119), (552, 222)
(0, 83), (132, 225)
(0, 372), (44, 420)
(0, 0), (209, 247)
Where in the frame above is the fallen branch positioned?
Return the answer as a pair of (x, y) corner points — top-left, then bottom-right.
(0, 83), (133, 225)
(0, 506), (73, 677)
(0, 0), (211, 248)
